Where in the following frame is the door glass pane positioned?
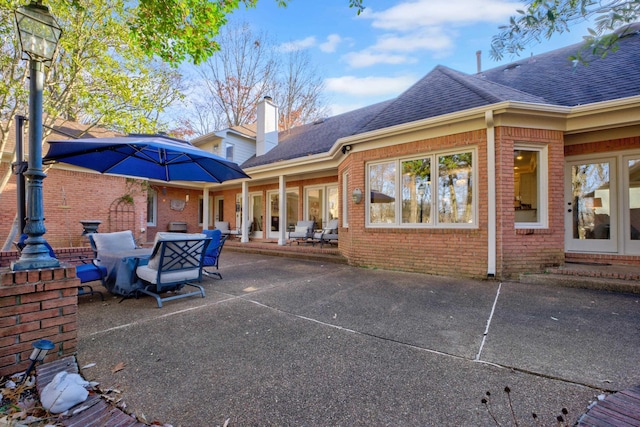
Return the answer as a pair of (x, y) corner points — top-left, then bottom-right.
(287, 191), (299, 231)
(327, 187), (338, 221)
(270, 193), (279, 232)
(570, 163), (610, 240)
(252, 195), (263, 233)
(629, 158), (640, 240)
(307, 188), (324, 228)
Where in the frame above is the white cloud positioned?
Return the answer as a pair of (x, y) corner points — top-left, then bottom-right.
(366, 0), (522, 30)
(343, 51), (414, 68)
(372, 27), (454, 52)
(279, 36), (316, 52)
(320, 34), (342, 53)
(325, 75), (416, 97)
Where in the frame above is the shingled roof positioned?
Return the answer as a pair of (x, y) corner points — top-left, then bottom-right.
(243, 29), (640, 169)
(241, 99), (392, 168)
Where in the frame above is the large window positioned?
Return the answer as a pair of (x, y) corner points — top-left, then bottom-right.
(368, 149), (475, 227)
(514, 144), (547, 227)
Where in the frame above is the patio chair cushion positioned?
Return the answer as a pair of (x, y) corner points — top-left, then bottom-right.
(75, 263), (108, 283)
(215, 221), (231, 234)
(289, 221), (315, 239)
(91, 230), (136, 254)
(136, 265), (201, 284)
(147, 232), (206, 270)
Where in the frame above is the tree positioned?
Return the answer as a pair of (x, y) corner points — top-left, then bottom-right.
(490, 0), (640, 61)
(0, 0), (184, 249)
(130, 0), (365, 65)
(274, 49), (329, 131)
(185, 23), (328, 136)
(193, 23), (278, 128)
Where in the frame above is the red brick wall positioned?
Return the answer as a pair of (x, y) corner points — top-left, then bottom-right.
(0, 266), (79, 377)
(495, 127), (565, 278)
(343, 130), (490, 278)
(0, 168), (207, 249)
(339, 127), (567, 279)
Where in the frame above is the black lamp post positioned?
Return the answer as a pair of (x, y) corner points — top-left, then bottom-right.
(417, 182), (425, 223)
(12, 0), (62, 271)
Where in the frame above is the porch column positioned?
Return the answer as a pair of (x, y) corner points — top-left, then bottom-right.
(278, 175), (287, 245)
(486, 110), (496, 277)
(202, 187), (210, 230)
(241, 181), (249, 243)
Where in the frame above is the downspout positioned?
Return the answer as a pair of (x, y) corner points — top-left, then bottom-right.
(486, 110), (496, 277)
(278, 175), (287, 245)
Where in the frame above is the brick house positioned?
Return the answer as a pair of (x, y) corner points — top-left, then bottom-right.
(2, 28), (640, 279)
(193, 27), (640, 279)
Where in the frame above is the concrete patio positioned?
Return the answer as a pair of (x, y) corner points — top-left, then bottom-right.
(75, 252), (640, 426)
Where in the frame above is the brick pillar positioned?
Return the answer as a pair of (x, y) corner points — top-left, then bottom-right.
(0, 265), (79, 377)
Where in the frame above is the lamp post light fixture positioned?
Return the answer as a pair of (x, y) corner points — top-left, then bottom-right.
(12, 0), (62, 271)
(417, 182), (426, 223)
(21, 339), (55, 383)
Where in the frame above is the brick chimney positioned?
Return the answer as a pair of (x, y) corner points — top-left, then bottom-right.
(256, 96), (278, 156)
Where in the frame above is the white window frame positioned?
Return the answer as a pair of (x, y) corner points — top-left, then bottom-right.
(366, 147), (478, 228)
(146, 189), (157, 227)
(342, 172), (349, 228)
(514, 143), (548, 229)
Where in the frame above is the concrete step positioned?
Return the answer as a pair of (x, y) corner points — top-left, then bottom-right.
(520, 264), (640, 294)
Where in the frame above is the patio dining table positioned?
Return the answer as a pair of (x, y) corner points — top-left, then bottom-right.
(98, 248), (153, 296)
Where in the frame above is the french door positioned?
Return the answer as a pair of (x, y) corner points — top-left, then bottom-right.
(565, 158), (617, 253)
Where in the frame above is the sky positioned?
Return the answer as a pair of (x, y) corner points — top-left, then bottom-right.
(182, 0), (595, 121)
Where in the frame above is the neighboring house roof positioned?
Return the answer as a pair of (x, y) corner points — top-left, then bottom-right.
(241, 99), (393, 168)
(228, 123), (257, 139)
(2, 118), (120, 153)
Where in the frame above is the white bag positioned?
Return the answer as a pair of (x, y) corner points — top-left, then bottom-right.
(41, 371), (89, 414)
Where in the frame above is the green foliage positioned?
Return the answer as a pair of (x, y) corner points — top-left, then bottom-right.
(129, 0), (364, 65)
(490, 0), (640, 62)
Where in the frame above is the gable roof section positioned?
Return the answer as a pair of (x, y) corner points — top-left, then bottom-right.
(358, 65), (547, 133)
(479, 30), (640, 106)
(241, 99), (393, 168)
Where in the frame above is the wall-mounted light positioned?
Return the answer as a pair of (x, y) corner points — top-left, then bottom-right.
(341, 145), (352, 154)
(352, 188), (362, 204)
(22, 339), (55, 383)
(185, 193), (190, 202)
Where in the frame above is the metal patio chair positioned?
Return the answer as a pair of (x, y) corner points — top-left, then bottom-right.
(134, 233), (211, 308)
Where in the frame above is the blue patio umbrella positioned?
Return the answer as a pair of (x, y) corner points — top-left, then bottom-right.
(44, 134), (250, 183)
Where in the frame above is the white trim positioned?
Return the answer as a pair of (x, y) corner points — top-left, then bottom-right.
(486, 111), (496, 277)
(365, 147), (478, 229)
(278, 176), (287, 245)
(342, 171), (349, 228)
(514, 143), (549, 229)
